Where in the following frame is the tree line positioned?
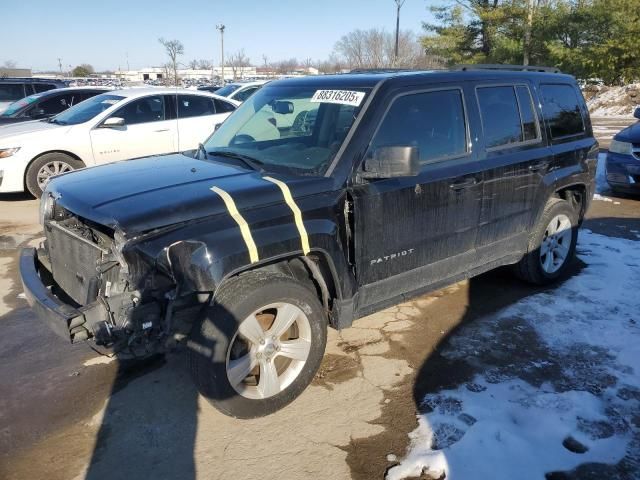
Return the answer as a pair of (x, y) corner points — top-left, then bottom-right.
(423, 0), (640, 84)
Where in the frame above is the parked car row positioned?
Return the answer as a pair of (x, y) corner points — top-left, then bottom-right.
(0, 88), (238, 196)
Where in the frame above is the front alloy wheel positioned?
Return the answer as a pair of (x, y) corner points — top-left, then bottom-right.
(189, 271), (327, 418)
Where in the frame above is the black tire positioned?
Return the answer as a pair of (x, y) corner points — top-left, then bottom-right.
(188, 270), (327, 418)
(514, 197), (579, 285)
(25, 153), (84, 198)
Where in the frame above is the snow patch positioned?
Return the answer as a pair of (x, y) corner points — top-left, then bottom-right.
(388, 230), (640, 480)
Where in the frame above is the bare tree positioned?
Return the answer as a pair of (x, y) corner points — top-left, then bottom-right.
(274, 58), (298, 75)
(226, 49), (251, 80)
(2, 60), (17, 68)
(188, 59), (198, 69)
(158, 37), (184, 85)
(197, 59), (213, 70)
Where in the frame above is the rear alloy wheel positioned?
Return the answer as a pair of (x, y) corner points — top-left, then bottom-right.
(189, 271), (327, 418)
(514, 198), (578, 285)
(25, 153), (84, 198)
(539, 214), (572, 274)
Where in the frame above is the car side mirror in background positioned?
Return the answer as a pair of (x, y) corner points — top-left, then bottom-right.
(362, 146), (420, 178)
(29, 108), (46, 119)
(100, 117), (125, 128)
(634, 107), (640, 120)
(272, 101), (294, 115)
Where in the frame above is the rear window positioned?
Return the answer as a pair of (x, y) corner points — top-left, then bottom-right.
(540, 84), (585, 139)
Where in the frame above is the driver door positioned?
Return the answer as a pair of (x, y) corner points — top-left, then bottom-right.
(352, 86), (484, 308)
(90, 95), (176, 165)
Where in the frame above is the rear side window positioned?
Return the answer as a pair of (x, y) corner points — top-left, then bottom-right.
(177, 95), (215, 118)
(540, 84), (585, 138)
(0, 83), (25, 102)
(370, 89), (467, 165)
(33, 84), (57, 93)
(214, 99), (235, 113)
(516, 86), (538, 141)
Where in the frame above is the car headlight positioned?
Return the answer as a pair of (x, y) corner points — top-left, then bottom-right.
(39, 193), (55, 226)
(609, 139), (633, 156)
(0, 147), (20, 158)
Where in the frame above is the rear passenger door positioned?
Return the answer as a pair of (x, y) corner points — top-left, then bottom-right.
(474, 83), (554, 260)
(353, 86), (484, 306)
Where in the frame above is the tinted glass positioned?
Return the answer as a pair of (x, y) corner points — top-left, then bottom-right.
(215, 84), (241, 97)
(214, 99), (235, 113)
(35, 93), (75, 115)
(540, 84), (585, 138)
(516, 86), (539, 141)
(234, 86), (259, 102)
(0, 83), (25, 102)
(477, 86), (523, 148)
(53, 94), (124, 125)
(117, 96), (165, 125)
(177, 95), (215, 118)
(33, 84), (57, 93)
(370, 89), (467, 165)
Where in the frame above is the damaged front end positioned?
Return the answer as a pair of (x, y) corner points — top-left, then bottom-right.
(20, 202), (204, 358)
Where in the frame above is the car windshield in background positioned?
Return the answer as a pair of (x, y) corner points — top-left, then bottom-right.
(1, 94), (43, 116)
(214, 84), (241, 97)
(204, 85), (369, 176)
(51, 93), (124, 125)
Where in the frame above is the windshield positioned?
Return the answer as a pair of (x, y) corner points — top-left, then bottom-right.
(51, 93), (124, 125)
(204, 85), (369, 176)
(215, 84), (241, 97)
(1, 93), (43, 116)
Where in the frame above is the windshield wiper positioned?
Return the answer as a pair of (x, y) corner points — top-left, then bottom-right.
(206, 149), (265, 172)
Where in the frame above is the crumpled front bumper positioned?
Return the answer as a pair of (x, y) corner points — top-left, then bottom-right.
(19, 247), (107, 343)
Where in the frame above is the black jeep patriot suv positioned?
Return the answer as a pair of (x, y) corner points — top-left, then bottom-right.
(20, 67), (597, 418)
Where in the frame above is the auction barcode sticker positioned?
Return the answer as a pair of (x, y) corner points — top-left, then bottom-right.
(311, 90), (366, 107)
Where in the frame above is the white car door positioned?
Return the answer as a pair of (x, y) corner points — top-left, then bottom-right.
(174, 94), (234, 150)
(89, 94), (176, 165)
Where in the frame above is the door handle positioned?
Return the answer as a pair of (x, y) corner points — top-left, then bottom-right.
(529, 161), (550, 172)
(449, 177), (478, 191)
(154, 128), (170, 132)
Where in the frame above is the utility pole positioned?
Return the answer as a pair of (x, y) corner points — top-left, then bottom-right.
(126, 51), (130, 71)
(394, 0), (406, 64)
(57, 58), (63, 76)
(216, 24), (225, 83)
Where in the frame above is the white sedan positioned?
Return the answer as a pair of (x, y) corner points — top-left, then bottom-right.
(0, 88), (239, 197)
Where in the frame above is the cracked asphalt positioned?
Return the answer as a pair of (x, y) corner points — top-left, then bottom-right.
(1, 120), (639, 480)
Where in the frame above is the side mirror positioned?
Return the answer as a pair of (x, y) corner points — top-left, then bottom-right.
(272, 101), (294, 114)
(634, 107), (640, 120)
(101, 117), (125, 128)
(29, 108), (46, 119)
(362, 146), (420, 178)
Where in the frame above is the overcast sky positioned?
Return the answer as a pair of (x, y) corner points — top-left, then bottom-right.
(5, 0), (436, 72)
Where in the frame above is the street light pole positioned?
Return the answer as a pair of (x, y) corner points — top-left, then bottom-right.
(216, 24), (225, 83)
(394, 0), (406, 64)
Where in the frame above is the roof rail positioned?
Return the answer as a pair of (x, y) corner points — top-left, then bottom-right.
(454, 64), (561, 74)
(348, 68), (417, 74)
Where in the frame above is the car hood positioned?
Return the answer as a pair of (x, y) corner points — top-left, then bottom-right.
(0, 119), (66, 139)
(614, 121), (640, 143)
(48, 153), (334, 234)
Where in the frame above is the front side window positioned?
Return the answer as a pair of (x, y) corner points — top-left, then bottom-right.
(204, 85), (369, 175)
(370, 89), (467, 165)
(0, 83), (25, 102)
(540, 84), (585, 139)
(116, 95), (165, 125)
(177, 95), (215, 118)
(477, 86), (524, 149)
(51, 93), (125, 125)
(34, 93), (76, 116)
